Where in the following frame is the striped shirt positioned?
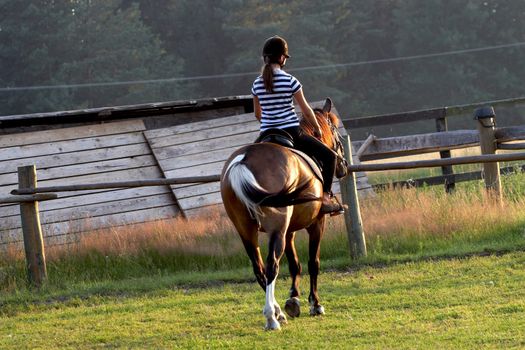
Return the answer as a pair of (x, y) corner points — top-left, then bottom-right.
(251, 69), (302, 131)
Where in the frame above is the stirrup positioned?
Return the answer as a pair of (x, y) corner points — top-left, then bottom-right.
(329, 196), (346, 217)
(320, 192), (345, 216)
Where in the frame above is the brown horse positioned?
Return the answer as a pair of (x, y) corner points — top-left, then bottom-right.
(220, 98), (347, 330)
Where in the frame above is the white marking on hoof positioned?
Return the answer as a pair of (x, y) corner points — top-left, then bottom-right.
(263, 280), (283, 330)
(276, 307), (287, 324)
(284, 297), (301, 318)
(310, 304), (325, 316)
(265, 318), (281, 331)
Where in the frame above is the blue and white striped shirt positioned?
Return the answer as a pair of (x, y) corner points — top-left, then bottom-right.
(251, 69), (302, 131)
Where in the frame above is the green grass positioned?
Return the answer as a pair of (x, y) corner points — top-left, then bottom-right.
(367, 157), (525, 187)
(1, 171), (525, 348)
(2, 172), (525, 293)
(2, 214), (524, 294)
(1, 252), (524, 349)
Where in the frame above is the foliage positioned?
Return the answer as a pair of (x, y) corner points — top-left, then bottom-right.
(3, 1), (525, 126)
(0, 0), (184, 114)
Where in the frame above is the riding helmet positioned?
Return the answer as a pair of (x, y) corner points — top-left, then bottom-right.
(262, 36), (290, 58)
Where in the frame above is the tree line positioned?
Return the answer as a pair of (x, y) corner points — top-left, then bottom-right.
(2, 0), (525, 136)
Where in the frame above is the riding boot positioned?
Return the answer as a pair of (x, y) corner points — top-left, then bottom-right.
(320, 192), (345, 216)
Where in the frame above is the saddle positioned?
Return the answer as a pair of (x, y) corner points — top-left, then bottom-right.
(255, 128), (295, 148)
(255, 128), (324, 184)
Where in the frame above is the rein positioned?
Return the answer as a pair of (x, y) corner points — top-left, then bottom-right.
(326, 117), (349, 169)
(307, 109), (348, 169)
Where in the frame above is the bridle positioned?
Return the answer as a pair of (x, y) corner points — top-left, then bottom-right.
(325, 114), (349, 171)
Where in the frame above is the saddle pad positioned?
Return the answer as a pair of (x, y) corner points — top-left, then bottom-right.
(288, 148), (324, 184)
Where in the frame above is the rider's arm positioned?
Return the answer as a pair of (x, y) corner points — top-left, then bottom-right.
(294, 89), (322, 137)
(253, 96), (262, 122)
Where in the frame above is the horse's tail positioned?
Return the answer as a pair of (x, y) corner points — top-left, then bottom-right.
(224, 154), (318, 214)
(224, 154), (271, 215)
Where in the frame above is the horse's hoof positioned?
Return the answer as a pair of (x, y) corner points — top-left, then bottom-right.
(310, 304), (325, 316)
(285, 297), (301, 318)
(274, 304), (287, 324)
(265, 318), (281, 331)
(277, 312), (288, 324)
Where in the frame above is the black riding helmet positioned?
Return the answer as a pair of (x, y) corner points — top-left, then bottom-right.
(262, 36), (290, 58)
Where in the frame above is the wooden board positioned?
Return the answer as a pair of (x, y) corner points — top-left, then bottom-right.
(2, 206), (178, 246)
(0, 143), (152, 175)
(0, 120), (179, 246)
(145, 101), (372, 217)
(0, 186), (172, 218)
(0, 132), (146, 161)
(0, 120), (146, 148)
(352, 130), (480, 161)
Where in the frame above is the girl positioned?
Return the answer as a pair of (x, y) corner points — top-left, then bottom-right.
(251, 35), (343, 215)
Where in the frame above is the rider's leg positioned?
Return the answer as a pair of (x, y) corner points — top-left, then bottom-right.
(284, 127), (343, 214)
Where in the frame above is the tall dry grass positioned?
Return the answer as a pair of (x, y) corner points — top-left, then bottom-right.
(48, 182), (525, 263)
(48, 208), (243, 261)
(2, 175), (525, 290)
(362, 188), (523, 239)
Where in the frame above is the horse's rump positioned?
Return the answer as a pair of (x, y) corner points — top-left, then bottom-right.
(221, 143), (322, 215)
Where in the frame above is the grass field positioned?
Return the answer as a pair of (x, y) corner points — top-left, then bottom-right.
(2, 170), (525, 348)
(1, 252), (524, 349)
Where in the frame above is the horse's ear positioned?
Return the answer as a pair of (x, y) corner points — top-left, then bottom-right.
(322, 98), (332, 113)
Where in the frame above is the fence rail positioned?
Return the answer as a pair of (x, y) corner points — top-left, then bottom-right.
(0, 193), (57, 204)
(5, 166), (223, 288)
(345, 100), (525, 194)
(347, 152), (525, 173)
(342, 95), (525, 129)
(11, 175), (221, 195)
(7, 100), (525, 289)
(339, 104), (525, 259)
(372, 164), (525, 190)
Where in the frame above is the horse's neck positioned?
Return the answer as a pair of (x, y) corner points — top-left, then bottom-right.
(301, 117), (331, 146)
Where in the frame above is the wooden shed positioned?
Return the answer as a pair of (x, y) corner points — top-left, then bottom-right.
(0, 96), (371, 247)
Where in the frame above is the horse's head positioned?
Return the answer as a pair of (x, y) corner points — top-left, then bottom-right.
(301, 98), (349, 178)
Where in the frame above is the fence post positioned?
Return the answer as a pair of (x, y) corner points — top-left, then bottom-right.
(474, 106), (503, 203)
(18, 165), (47, 287)
(435, 116), (455, 193)
(339, 135), (367, 259)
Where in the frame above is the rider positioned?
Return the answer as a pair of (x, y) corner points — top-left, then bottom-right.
(251, 35), (344, 215)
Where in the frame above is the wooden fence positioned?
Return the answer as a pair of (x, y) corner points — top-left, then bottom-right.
(6, 97), (525, 287)
(0, 120), (181, 246)
(9, 126), (525, 286)
(340, 104), (525, 258)
(2, 168), (222, 287)
(343, 96), (525, 191)
(1, 100), (373, 247)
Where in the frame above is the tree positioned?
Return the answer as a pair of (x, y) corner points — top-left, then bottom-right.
(221, 0), (343, 102)
(0, 0), (185, 115)
(392, 0), (525, 111)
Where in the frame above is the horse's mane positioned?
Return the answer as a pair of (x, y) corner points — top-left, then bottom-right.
(299, 108), (339, 148)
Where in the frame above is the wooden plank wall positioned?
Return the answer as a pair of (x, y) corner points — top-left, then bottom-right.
(145, 101), (373, 217)
(0, 120), (178, 247)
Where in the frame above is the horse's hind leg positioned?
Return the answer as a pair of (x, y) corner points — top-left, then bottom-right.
(306, 216), (327, 316)
(284, 230), (302, 318)
(227, 202), (266, 290)
(240, 234), (266, 291)
(261, 211), (291, 330)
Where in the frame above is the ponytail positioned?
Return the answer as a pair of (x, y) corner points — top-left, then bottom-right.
(262, 54), (282, 93)
(262, 59), (274, 93)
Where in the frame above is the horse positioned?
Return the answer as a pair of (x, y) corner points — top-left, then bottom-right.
(220, 98), (348, 330)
